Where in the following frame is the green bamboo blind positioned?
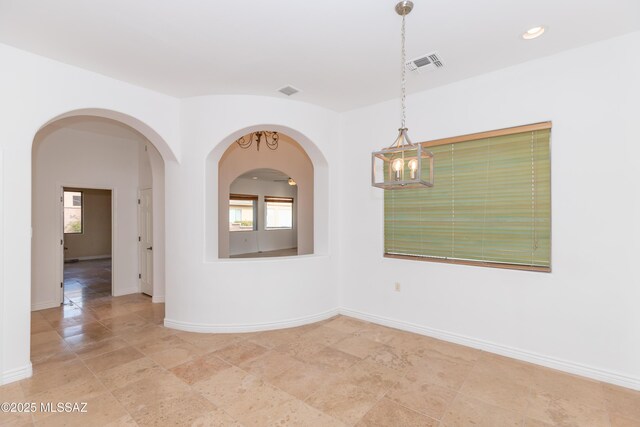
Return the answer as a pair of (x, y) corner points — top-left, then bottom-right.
(384, 127), (551, 270)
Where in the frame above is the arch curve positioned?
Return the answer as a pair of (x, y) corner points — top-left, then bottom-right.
(36, 108), (178, 163)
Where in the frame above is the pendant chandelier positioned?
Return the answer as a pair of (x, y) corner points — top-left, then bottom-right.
(371, 1), (434, 189)
(236, 131), (279, 151)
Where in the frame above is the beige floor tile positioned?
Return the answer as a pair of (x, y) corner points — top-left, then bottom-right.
(609, 413), (640, 427)
(119, 324), (175, 346)
(459, 368), (531, 413)
(386, 375), (457, 420)
(136, 334), (205, 369)
(276, 336), (328, 361)
(190, 408), (243, 427)
(99, 312), (149, 335)
(111, 372), (192, 418)
(241, 398), (346, 427)
(357, 398), (439, 427)
(603, 384), (640, 421)
(58, 321), (111, 339)
(83, 346), (145, 374)
(441, 394), (524, 427)
(192, 366), (267, 410)
(309, 346), (361, 370)
(20, 359), (94, 398)
(367, 344), (419, 372)
(247, 328), (304, 349)
(269, 359), (341, 401)
(341, 358), (400, 398)
(406, 353), (474, 391)
(237, 349), (299, 380)
(305, 380), (379, 425)
(130, 392), (216, 426)
(527, 391), (610, 427)
(30, 331), (63, 347)
(175, 331), (247, 352)
(33, 391), (128, 427)
(170, 352), (231, 385)
(300, 325), (352, 347)
(224, 382), (296, 423)
(330, 334), (389, 359)
(213, 340), (269, 366)
(531, 366), (606, 410)
(73, 337), (130, 360)
(323, 316), (370, 334)
(29, 376), (107, 422)
(97, 357), (165, 390)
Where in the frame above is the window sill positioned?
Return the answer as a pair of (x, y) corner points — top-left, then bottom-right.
(384, 253), (551, 273)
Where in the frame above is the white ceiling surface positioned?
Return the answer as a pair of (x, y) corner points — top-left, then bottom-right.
(1, 1), (639, 111)
(238, 168), (290, 182)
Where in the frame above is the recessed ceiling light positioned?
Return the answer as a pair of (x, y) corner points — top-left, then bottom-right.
(522, 26), (546, 40)
(252, 176), (258, 180)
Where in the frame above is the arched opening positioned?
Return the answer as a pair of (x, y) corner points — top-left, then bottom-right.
(31, 113), (169, 316)
(228, 168), (299, 258)
(217, 131), (314, 258)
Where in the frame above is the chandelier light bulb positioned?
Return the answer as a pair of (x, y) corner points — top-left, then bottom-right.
(408, 158), (418, 179)
(392, 158), (404, 180)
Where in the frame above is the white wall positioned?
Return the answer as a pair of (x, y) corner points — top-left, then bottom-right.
(339, 32), (640, 389)
(229, 178), (298, 255)
(32, 125), (142, 307)
(164, 95), (341, 333)
(0, 42), (180, 385)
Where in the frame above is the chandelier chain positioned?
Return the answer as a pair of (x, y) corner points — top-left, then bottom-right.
(400, 13), (407, 129)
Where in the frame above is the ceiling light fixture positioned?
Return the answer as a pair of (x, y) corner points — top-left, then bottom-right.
(288, 178), (297, 186)
(522, 26), (545, 40)
(235, 131), (279, 151)
(371, 1), (434, 190)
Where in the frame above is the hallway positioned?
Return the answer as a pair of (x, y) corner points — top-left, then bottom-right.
(63, 259), (112, 305)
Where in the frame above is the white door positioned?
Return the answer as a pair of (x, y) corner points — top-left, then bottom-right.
(139, 189), (153, 296)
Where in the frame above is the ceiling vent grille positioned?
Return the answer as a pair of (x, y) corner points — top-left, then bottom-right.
(405, 52), (444, 73)
(278, 85), (300, 96)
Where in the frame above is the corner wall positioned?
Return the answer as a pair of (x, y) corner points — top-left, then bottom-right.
(338, 31), (640, 389)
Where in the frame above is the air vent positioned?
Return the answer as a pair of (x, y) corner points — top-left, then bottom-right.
(405, 52), (444, 73)
(278, 85), (300, 96)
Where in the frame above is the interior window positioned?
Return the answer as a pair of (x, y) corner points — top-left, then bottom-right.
(229, 194), (258, 231)
(265, 196), (294, 229)
(63, 190), (83, 234)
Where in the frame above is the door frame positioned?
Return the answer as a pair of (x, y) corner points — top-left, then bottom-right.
(58, 184), (115, 304)
(137, 188), (153, 297)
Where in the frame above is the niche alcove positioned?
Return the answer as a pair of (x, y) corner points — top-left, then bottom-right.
(218, 131), (314, 258)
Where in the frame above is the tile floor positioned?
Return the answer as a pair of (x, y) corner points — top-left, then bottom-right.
(1, 261), (639, 426)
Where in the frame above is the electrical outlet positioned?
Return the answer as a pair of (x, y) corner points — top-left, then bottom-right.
(394, 282), (401, 292)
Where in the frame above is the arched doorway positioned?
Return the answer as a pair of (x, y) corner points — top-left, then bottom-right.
(31, 113), (168, 310)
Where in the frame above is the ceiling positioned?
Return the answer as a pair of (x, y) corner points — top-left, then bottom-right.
(1, 1), (638, 111)
(237, 169), (290, 182)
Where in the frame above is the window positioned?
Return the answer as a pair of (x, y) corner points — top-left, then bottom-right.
(63, 190), (83, 234)
(265, 196), (294, 229)
(385, 123), (551, 272)
(229, 194), (257, 231)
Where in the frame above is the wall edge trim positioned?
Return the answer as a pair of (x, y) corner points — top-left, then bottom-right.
(164, 308), (339, 333)
(1, 363), (32, 385)
(339, 307), (640, 391)
(31, 300), (60, 311)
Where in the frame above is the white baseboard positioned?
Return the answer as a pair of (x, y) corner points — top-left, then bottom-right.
(339, 307), (640, 391)
(164, 308), (339, 334)
(31, 300), (60, 311)
(112, 286), (140, 297)
(1, 363), (32, 385)
(64, 255), (111, 261)
(152, 295), (165, 303)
